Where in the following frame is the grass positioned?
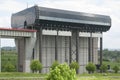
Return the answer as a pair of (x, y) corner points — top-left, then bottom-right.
(0, 72), (46, 77)
(1, 51), (17, 72)
(0, 72), (120, 80)
(0, 72), (46, 80)
(103, 61), (120, 68)
(78, 73), (120, 80)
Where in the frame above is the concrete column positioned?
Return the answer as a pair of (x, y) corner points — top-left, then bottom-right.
(55, 30), (58, 61)
(88, 33), (93, 62)
(15, 33), (36, 72)
(0, 36), (1, 72)
(15, 38), (25, 72)
(100, 37), (103, 66)
(24, 37), (36, 72)
(39, 27), (42, 63)
(69, 36), (72, 63)
(76, 30), (79, 63)
(88, 37), (91, 62)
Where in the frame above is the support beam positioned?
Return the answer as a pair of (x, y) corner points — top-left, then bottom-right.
(88, 37), (91, 62)
(76, 30), (79, 63)
(55, 30), (58, 61)
(76, 30), (79, 74)
(0, 36), (1, 72)
(92, 38), (94, 62)
(17, 38), (25, 72)
(100, 37), (103, 66)
(69, 36), (72, 63)
(39, 27), (42, 63)
(88, 33), (93, 62)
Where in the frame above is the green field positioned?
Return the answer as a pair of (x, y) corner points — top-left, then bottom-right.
(1, 50), (18, 72)
(0, 73), (120, 80)
(103, 61), (120, 69)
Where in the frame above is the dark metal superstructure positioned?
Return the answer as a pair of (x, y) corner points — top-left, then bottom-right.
(11, 5), (111, 73)
(12, 5), (111, 32)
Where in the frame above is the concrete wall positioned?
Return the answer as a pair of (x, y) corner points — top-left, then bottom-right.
(12, 30), (99, 73)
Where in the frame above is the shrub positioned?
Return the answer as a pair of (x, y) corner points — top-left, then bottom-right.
(86, 62), (96, 74)
(100, 64), (108, 73)
(47, 63), (77, 80)
(113, 65), (119, 73)
(4, 62), (15, 72)
(30, 60), (42, 73)
(50, 61), (59, 70)
(69, 61), (79, 71)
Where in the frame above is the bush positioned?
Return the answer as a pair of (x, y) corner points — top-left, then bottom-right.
(100, 64), (108, 73)
(4, 62), (15, 72)
(47, 63), (77, 80)
(50, 61), (59, 70)
(30, 60), (42, 73)
(113, 65), (119, 73)
(69, 61), (79, 71)
(86, 62), (96, 74)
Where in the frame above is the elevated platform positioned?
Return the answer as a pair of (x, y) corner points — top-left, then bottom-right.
(0, 28), (37, 72)
(0, 28), (36, 38)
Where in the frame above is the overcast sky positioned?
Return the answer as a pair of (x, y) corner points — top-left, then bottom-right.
(0, 0), (119, 49)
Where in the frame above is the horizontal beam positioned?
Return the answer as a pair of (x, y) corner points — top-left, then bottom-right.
(42, 30), (71, 36)
(0, 30), (36, 38)
(79, 32), (102, 37)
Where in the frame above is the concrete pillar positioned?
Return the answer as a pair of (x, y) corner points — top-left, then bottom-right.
(69, 36), (72, 63)
(55, 30), (58, 61)
(39, 27), (42, 63)
(15, 34), (36, 72)
(24, 37), (36, 72)
(15, 38), (25, 72)
(0, 36), (1, 72)
(100, 37), (103, 66)
(88, 33), (93, 62)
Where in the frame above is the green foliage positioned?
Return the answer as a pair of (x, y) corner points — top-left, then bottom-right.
(47, 63), (77, 80)
(102, 49), (120, 62)
(50, 61), (59, 70)
(30, 60), (42, 73)
(1, 50), (17, 72)
(100, 64), (108, 73)
(86, 62), (96, 74)
(69, 61), (79, 71)
(4, 62), (15, 72)
(113, 65), (119, 73)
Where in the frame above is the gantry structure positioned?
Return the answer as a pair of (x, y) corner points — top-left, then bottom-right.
(11, 5), (111, 73)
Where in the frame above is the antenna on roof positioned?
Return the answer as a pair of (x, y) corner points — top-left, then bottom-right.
(27, 2), (28, 8)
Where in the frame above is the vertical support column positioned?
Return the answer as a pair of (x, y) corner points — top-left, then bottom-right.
(88, 32), (93, 63)
(17, 38), (25, 72)
(100, 36), (103, 66)
(92, 38), (94, 62)
(39, 27), (42, 63)
(69, 36), (72, 63)
(55, 30), (58, 61)
(0, 36), (1, 72)
(32, 48), (34, 59)
(76, 30), (79, 74)
(88, 37), (91, 62)
(76, 30), (79, 63)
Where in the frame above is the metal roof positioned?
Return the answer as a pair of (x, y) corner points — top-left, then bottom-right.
(37, 6), (111, 26)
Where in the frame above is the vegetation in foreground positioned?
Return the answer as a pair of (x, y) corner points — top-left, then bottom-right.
(0, 72), (120, 80)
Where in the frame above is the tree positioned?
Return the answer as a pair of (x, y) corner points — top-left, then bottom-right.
(50, 61), (59, 70)
(113, 65), (119, 73)
(69, 61), (79, 72)
(100, 64), (108, 73)
(86, 62), (96, 74)
(47, 63), (77, 80)
(30, 60), (42, 73)
(4, 62), (15, 72)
